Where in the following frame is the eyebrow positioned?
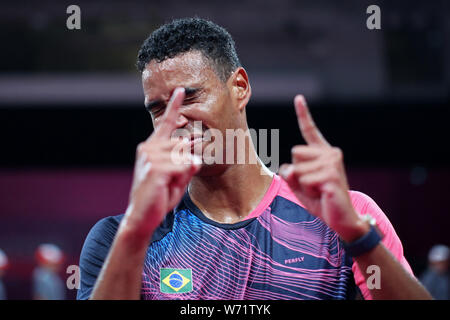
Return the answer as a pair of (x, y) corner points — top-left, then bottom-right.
(145, 87), (200, 110)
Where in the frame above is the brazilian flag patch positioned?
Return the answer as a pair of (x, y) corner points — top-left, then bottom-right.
(160, 268), (193, 294)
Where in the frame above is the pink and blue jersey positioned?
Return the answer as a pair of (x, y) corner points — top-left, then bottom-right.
(77, 174), (413, 300)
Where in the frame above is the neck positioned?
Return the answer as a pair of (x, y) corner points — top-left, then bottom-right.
(188, 156), (273, 224)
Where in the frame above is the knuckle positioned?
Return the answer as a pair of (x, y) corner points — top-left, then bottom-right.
(136, 142), (146, 154)
(143, 165), (153, 178)
(332, 147), (343, 159)
(327, 168), (340, 182)
(298, 176), (310, 187)
(296, 163), (309, 174)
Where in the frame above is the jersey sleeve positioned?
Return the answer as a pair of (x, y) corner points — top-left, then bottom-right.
(76, 216), (121, 300)
(349, 191), (414, 300)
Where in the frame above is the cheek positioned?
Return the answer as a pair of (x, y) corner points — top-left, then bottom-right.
(185, 89), (235, 131)
(189, 98), (225, 126)
(209, 91), (235, 126)
(208, 102), (233, 132)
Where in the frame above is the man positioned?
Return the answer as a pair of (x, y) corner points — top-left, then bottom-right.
(0, 249), (8, 300)
(77, 18), (431, 300)
(420, 244), (449, 299)
(32, 243), (65, 300)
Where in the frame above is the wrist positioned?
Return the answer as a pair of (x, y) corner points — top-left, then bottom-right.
(334, 215), (371, 243)
(342, 223), (383, 258)
(339, 213), (384, 258)
(117, 220), (154, 253)
(119, 206), (157, 249)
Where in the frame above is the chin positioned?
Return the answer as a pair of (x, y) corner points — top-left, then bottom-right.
(194, 162), (229, 177)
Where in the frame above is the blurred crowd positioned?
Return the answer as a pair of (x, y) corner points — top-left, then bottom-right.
(419, 244), (449, 300)
(0, 244), (65, 300)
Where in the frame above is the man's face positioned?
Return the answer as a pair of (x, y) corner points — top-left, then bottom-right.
(142, 51), (241, 159)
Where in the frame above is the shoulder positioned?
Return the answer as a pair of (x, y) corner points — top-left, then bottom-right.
(81, 211), (175, 255)
(348, 190), (404, 250)
(76, 214), (124, 300)
(79, 214), (125, 269)
(349, 191), (396, 235)
(349, 190), (381, 215)
(348, 191), (405, 245)
(87, 214), (124, 241)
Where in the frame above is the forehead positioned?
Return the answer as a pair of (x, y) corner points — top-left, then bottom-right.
(142, 51), (219, 98)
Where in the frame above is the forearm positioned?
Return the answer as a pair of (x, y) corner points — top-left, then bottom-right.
(353, 242), (432, 300)
(334, 210), (432, 300)
(90, 219), (153, 300)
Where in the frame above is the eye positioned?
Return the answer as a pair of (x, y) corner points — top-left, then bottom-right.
(183, 96), (196, 104)
(183, 88), (201, 104)
(149, 105), (165, 117)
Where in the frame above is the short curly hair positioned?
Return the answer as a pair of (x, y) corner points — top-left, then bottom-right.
(136, 17), (241, 82)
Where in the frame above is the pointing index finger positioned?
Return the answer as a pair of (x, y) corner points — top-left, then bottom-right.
(294, 95), (329, 146)
(154, 87), (185, 139)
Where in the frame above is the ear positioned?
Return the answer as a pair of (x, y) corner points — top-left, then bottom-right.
(227, 67), (251, 112)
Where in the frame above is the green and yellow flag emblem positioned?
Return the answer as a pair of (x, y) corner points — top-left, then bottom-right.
(160, 268), (193, 294)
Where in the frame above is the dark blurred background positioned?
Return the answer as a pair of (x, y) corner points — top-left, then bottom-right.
(0, 0), (449, 299)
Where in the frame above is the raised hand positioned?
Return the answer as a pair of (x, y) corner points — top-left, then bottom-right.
(124, 87), (202, 236)
(279, 95), (368, 242)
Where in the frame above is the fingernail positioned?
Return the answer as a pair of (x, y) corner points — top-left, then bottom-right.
(279, 165), (293, 179)
(295, 94), (306, 106)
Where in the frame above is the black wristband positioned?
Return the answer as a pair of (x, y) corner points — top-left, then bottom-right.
(342, 225), (382, 257)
